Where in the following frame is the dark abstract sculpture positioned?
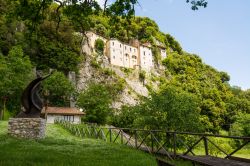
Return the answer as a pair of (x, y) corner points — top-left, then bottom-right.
(16, 74), (51, 118)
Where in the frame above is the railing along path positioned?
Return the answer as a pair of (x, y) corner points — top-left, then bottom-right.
(56, 120), (250, 166)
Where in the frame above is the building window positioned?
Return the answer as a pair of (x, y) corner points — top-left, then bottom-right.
(63, 115), (74, 122)
(112, 42), (114, 46)
(113, 56), (115, 59)
(144, 51), (145, 55)
(120, 44), (122, 48)
(130, 48), (132, 52)
(125, 46), (127, 50)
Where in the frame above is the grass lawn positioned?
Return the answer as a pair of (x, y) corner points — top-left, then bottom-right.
(0, 121), (157, 166)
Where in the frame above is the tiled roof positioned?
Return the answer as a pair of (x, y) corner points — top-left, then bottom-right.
(41, 107), (85, 115)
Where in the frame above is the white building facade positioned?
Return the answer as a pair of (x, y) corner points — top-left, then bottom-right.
(42, 107), (85, 124)
(86, 31), (166, 71)
(106, 39), (139, 69)
(139, 45), (153, 70)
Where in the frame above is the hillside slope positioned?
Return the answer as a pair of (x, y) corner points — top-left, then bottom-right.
(0, 121), (157, 166)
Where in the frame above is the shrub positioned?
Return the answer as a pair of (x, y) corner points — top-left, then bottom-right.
(94, 38), (104, 54)
(122, 67), (132, 75)
(108, 78), (126, 97)
(90, 59), (100, 68)
(139, 70), (146, 84)
(102, 68), (114, 76)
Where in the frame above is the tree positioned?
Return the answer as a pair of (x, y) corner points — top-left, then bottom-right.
(14, 0), (208, 34)
(219, 71), (230, 83)
(115, 85), (203, 132)
(42, 71), (75, 107)
(77, 83), (112, 124)
(230, 113), (250, 136)
(186, 0), (208, 10)
(0, 46), (34, 119)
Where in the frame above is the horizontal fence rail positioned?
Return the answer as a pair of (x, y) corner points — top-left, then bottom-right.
(55, 120), (250, 161)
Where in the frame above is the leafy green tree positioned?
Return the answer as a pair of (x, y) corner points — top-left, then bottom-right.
(115, 85), (203, 132)
(42, 71), (75, 107)
(0, 46), (34, 118)
(112, 105), (139, 128)
(219, 71), (230, 83)
(230, 113), (250, 136)
(77, 83), (112, 124)
(162, 52), (234, 132)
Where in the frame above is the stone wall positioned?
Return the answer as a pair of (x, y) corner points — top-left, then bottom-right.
(8, 118), (46, 139)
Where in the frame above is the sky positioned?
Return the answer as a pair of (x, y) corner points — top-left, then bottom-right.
(97, 0), (250, 90)
(134, 0), (250, 90)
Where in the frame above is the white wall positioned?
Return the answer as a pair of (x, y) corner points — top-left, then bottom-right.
(86, 32), (158, 70)
(46, 115), (82, 124)
(108, 40), (124, 67)
(139, 46), (153, 71)
(123, 44), (138, 68)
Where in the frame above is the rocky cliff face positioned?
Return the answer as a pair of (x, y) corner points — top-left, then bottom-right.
(76, 43), (163, 109)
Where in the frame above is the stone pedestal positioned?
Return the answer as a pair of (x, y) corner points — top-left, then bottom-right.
(8, 118), (46, 139)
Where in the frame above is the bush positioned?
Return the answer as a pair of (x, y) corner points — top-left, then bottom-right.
(122, 67), (132, 75)
(102, 68), (115, 76)
(111, 78), (126, 95)
(90, 59), (100, 68)
(139, 70), (146, 84)
(94, 38), (104, 54)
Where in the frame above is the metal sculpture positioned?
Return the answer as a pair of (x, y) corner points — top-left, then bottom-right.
(16, 74), (51, 118)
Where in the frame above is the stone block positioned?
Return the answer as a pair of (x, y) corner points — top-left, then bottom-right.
(8, 118), (46, 139)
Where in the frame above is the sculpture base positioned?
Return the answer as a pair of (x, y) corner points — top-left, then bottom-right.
(8, 118), (46, 139)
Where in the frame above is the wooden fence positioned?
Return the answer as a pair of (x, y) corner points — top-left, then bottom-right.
(56, 120), (250, 161)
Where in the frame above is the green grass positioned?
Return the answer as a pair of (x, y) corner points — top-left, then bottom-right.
(0, 121), (157, 166)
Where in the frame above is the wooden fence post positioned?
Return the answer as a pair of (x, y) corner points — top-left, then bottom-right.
(173, 133), (177, 158)
(151, 132), (154, 152)
(109, 128), (112, 143)
(135, 130), (138, 148)
(121, 130), (123, 144)
(203, 136), (209, 155)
